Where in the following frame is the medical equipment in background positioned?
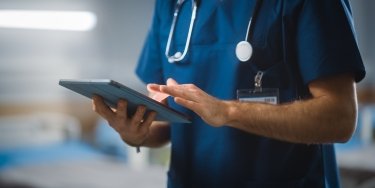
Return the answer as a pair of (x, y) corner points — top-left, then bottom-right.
(165, 0), (261, 63)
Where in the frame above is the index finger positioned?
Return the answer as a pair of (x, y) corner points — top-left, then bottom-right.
(160, 85), (200, 102)
(92, 95), (115, 121)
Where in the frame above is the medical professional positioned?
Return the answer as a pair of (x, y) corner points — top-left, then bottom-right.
(93, 0), (366, 187)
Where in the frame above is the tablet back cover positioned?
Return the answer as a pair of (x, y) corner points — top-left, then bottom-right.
(59, 79), (191, 123)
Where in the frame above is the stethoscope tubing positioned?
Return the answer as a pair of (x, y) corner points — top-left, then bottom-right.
(165, 0), (261, 63)
(165, 0), (197, 63)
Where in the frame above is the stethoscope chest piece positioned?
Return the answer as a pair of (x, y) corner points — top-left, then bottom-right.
(236, 41), (253, 62)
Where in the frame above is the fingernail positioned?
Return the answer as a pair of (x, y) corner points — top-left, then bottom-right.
(152, 93), (169, 102)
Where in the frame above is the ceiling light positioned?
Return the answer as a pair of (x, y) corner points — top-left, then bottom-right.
(0, 10), (97, 31)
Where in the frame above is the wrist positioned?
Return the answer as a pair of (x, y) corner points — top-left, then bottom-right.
(222, 101), (237, 126)
(129, 141), (144, 154)
(223, 100), (241, 127)
(121, 137), (146, 149)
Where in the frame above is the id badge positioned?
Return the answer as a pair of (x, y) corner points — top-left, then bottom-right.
(237, 88), (279, 104)
(237, 71), (279, 105)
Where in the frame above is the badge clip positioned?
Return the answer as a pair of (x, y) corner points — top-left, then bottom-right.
(254, 71), (264, 92)
(237, 71), (279, 104)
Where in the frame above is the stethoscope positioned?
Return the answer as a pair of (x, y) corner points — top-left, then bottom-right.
(165, 0), (261, 63)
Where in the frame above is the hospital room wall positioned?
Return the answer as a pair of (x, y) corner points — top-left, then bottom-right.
(0, 1), (374, 136)
(349, 0), (375, 103)
(0, 0), (154, 137)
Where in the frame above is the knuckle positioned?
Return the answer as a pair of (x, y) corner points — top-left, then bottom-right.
(139, 105), (146, 112)
(132, 114), (143, 122)
(118, 100), (126, 108)
(190, 84), (198, 89)
(136, 108), (146, 117)
(149, 112), (157, 119)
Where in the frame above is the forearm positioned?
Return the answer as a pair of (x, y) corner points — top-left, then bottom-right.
(220, 74), (358, 144)
(156, 74), (357, 144)
(142, 121), (171, 148)
(225, 87), (357, 144)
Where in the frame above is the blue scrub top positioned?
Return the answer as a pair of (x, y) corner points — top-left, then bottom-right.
(136, 0), (366, 187)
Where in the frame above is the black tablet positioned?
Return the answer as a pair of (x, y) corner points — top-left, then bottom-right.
(59, 79), (191, 123)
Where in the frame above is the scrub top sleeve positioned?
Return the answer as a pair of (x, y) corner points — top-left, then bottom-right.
(135, 0), (164, 85)
(295, 0), (366, 85)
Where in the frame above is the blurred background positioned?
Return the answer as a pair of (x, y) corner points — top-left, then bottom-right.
(0, 0), (373, 188)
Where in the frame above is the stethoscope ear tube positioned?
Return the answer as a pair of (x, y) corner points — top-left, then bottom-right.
(166, 0), (261, 63)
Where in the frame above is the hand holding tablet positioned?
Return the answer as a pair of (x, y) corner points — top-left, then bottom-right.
(59, 79), (191, 123)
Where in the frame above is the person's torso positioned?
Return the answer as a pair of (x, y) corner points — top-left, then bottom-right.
(156, 0), (331, 187)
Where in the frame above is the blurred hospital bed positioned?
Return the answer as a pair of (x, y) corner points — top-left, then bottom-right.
(0, 112), (166, 188)
(0, 106), (374, 188)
